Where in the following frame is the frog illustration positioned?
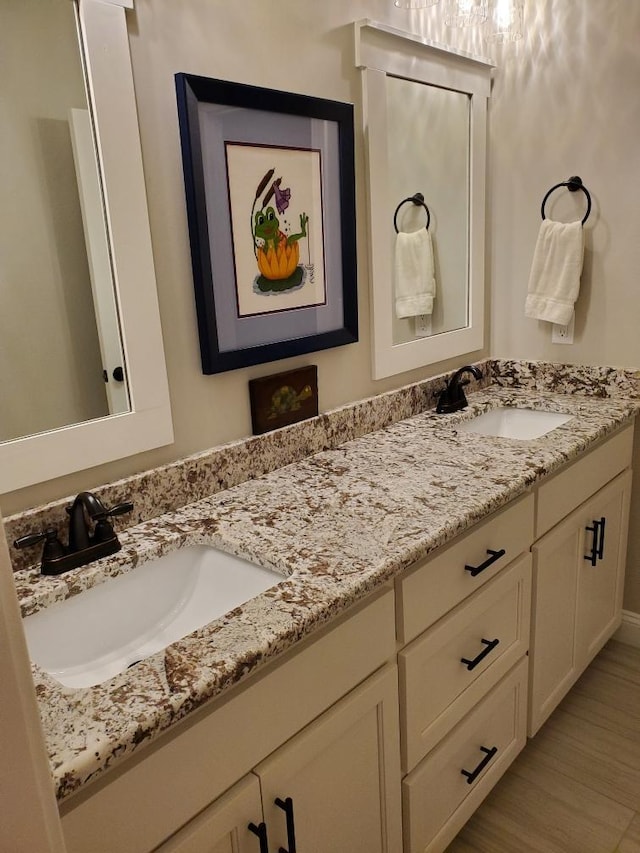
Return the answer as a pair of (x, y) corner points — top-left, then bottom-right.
(252, 206), (309, 289)
(253, 207), (308, 253)
(250, 168), (311, 290)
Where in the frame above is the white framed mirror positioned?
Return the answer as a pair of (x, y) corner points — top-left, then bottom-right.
(0, 0), (173, 494)
(355, 20), (493, 379)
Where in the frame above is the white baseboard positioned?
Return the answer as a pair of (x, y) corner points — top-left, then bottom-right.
(614, 610), (640, 649)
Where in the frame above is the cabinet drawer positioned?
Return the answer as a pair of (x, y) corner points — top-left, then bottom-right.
(400, 553), (531, 772)
(536, 424), (633, 538)
(396, 493), (534, 644)
(402, 658), (527, 853)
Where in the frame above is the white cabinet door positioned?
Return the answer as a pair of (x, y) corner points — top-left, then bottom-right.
(576, 470), (631, 666)
(155, 775), (263, 853)
(529, 469), (631, 736)
(255, 664), (402, 853)
(529, 507), (582, 735)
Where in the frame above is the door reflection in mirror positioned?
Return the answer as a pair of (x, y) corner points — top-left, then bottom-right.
(0, 0), (128, 443)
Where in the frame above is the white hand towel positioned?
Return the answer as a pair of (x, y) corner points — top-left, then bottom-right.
(525, 219), (584, 326)
(394, 229), (436, 319)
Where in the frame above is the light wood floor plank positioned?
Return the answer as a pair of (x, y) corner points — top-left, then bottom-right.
(618, 813), (640, 852)
(589, 641), (640, 687)
(532, 708), (640, 809)
(563, 672), (640, 738)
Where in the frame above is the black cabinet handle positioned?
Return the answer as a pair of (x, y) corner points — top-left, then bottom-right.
(585, 518), (605, 566)
(460, 638), (500, 671)
(597, 516), (606, 560)
(585, 520), (599, 565)
(461, 745), (498, 784)
(248, 821), (270, 853)
(275, 797), (297, 853)
(465, 549), (506, 578)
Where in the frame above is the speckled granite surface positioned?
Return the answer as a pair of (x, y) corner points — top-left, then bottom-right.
(16, 376), (638, 803)
(8, 358), (640, 574)
(491, 359), (640, 398)
(6, 361), (489, 573)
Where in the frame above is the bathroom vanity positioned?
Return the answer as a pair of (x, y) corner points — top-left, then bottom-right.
(11, 372), (635, 853)
(5, 1), (639, 849)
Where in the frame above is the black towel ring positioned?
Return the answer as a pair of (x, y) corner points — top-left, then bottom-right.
(541, 175), (592, 225)
(394, 192), (431, 233)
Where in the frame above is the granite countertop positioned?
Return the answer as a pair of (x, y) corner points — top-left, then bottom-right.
(17, 385), (638, 801)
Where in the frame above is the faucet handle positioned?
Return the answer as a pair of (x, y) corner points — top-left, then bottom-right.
(65, 498), (133, 519)
(106, 501), (134, 518)
(14, 527), (64, 552)
(14, 527), (67, 570)
(92, 501), (134, 544)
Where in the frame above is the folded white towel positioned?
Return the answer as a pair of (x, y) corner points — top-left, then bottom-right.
(525, 219), (584, 326)
(394, 229), (436, 319)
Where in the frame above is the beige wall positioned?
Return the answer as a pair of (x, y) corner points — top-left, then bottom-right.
(1, 0), (489, 515)
(488, 0), (640, 366)
(487, 0), (640, 610)
(3, 1), (639, 608)
(124, 0), (490, 467)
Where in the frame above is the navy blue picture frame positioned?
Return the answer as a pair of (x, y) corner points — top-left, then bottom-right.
(175, 73), (358, 374)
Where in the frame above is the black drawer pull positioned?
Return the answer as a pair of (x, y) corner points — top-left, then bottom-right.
(461, 745), (498, 784)
(597, 516), (606, 560)
(585, 517), (605, 566)
(465, 549), (506, 578)
(248, 821), (270, 853)
(275, 797), (297, 853)
(461, 638), (500, 671)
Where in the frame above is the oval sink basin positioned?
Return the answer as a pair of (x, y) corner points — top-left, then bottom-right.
(22, 545), (285, 689)
(457, 407), (573, 440)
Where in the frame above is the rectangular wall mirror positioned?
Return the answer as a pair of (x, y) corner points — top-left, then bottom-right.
(355, 20), (493, 379)
(0, 0), (173, 494)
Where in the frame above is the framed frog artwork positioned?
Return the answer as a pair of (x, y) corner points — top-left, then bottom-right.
(176, 74), (358, 374)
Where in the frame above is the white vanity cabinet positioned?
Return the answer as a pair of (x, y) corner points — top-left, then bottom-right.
(396, 495), (534, 853)
(60, 588), (402, 853)
(528, 425), (634, 735)
(58, 422), (635, 853)
(254, 664), (400, 853)
(393, 423), (634, 852)
(157, 664), (401, 853)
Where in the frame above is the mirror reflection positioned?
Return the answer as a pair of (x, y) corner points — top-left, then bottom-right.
(386, 76), (470, 345)
(0, 0), (128, 443)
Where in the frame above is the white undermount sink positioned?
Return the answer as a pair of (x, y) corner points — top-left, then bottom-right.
(22, 545), (284, 689)
(456, 407), (573, 440)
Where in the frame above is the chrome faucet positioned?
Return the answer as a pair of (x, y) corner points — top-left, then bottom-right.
(14, 491), (133, 575)
(436, 365), (483, 414)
